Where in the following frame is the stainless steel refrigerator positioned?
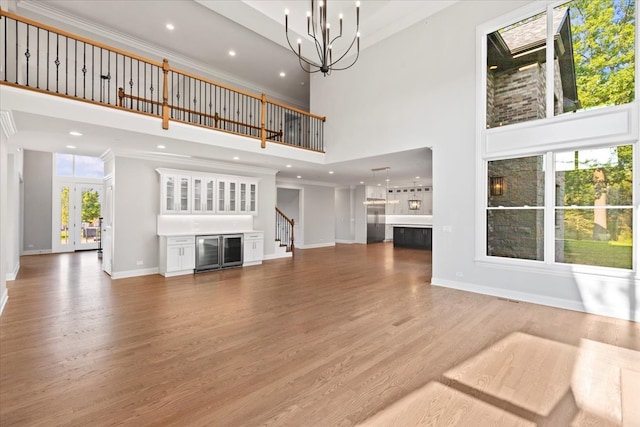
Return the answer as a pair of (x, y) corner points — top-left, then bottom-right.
(366, 198), (386, 243)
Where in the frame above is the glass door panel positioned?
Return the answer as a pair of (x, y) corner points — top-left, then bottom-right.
(59, 184), (72, 250)
(76, 185), (102, 250)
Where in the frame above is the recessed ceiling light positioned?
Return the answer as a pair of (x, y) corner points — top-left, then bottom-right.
(69, 131), (82, 136)
(228, 50), (236, 56)
(385, 178), (390, 182)
(157, 144), (166, 149)
(166, 23), (175, 30)
(360, 181), (364, 184)
(394, 186), (398, 188)
(415, 176), (421, 179)
(418, 184), (423, 186)
(377, 183), (381, 186)
(297, 175), (302, 179)
(286, 164), (292, 168)
(66, 145), (76, 149)
(279, 72), (286, 77)
(329, 171), (334, 174)
(233, 156), (240, 160)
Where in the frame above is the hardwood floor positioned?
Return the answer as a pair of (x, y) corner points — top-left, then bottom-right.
(1, 244), (638, 426)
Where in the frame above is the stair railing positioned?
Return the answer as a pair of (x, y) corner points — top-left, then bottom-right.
(0, 8), (325, 152)
(275, 207), (295, 253)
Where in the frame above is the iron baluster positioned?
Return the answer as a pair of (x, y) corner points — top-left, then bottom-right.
(25, 23), (30, 85)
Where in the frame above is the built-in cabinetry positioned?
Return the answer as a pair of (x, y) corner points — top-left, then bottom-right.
(161, 174), (192, 214)
(158, 168), (258, 215)
(159, 235), (196, 276)
(243, 231), (264, 266)
(393, 226), (432, 250)
(387, 186), (433, 215)
(191, 176), (216, 214)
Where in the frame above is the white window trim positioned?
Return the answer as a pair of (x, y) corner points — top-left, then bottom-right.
(475, 0), (640, 277)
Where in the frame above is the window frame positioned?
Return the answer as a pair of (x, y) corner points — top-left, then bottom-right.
(476, 0), (640, 276)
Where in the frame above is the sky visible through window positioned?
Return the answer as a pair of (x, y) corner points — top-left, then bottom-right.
(55, 153), (103, 178)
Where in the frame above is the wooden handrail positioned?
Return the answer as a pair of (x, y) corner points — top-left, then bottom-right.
(275, 207), (295, 253)
(265, 97), (327, 122)
(1, 8), (324, 151)
(0, 8), (164, 68)
(118, 88), (283, 138)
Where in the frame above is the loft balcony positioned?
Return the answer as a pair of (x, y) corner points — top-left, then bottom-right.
(0, 9), (326, 153)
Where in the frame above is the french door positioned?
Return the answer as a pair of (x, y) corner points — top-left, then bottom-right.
(53, 182), (103, 252)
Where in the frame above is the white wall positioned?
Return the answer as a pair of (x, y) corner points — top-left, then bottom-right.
(354, 185), (366, 244)
(311, 0), (639, 320)
(22, 150), (52, 253)
(0, 117), (8, 314)
(335, 187), (354, 242)
(6, 150), (23, 279)
(112, 155), (277, 277)
(302, 184), (335, 248)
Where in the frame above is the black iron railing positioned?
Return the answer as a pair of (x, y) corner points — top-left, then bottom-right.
(0, 8), (326, 152)
(275, 207), (295, 253)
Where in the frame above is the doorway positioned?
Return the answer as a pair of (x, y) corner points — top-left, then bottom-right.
(276, 187), (303, 247)
(52, 182), (103, 253)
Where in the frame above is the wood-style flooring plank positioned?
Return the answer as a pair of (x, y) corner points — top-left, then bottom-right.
(1, 244), (638, 426)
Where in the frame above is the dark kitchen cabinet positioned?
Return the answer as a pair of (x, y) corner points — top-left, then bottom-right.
(393, 227), (432, 250)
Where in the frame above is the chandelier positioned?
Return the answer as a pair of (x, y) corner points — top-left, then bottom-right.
(284, 0), (360, 76)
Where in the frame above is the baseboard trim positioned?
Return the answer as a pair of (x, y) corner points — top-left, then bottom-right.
(111, 267), (159, 280)
(0, 289), (8, 317)
(263, 252), (293, 260)
(335, 239), (356, 244)
(22, 249), (52, 256)
(298, 242), (336, 249)
(431, 277), (640, 322)
(6, 262), (20, 281)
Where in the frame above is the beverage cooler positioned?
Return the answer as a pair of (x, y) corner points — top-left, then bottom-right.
(195, 234), (243, 272)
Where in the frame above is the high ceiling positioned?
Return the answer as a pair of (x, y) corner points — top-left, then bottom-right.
(5, 0), (454, 187)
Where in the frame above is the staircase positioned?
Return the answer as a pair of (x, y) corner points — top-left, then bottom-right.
(275, 207), (295, 255)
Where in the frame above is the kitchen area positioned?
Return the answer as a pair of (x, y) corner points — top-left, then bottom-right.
(362, 184), (432, 249)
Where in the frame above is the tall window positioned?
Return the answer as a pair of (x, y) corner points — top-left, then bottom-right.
(555, 145), (633, 268)
(486, 144), (633, 269)
(486, 0), (636, 128)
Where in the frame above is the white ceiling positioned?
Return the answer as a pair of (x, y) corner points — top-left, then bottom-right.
(7, 0), (450, 187)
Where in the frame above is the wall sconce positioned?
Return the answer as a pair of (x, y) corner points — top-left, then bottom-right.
(408, 199), (421, 210)
(490, 176), (504, 196)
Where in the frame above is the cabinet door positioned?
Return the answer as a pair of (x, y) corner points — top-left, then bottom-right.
(192, 176), (204, 213)
(163, 175), (176, 213)
(249, 183), (257, 213)
(181, 244), (195, 269)
(161, 175), (191, 214)
(167, 245), (182, 271)
(239, 182), (248, 213)
(217, 180), (227, 212)
(192, 176), (215, 214)
(177, 176), (191, 212)
(228, 181), (238, 212)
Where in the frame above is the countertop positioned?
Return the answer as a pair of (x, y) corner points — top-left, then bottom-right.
(158, 230), (262, 237)
(392, 224), (432, 228)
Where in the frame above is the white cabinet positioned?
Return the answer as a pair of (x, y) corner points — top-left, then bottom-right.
(192, 176), (216, 214)
(217, 179), (239, 213)
(161, 174), (191, 214)
(159, 236), (195, 277)
(243, 231), (264, 266)
(239, 181), (258, 214)
(157, 169), (259, 215)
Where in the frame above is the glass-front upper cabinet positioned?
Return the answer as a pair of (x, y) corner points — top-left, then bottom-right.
(161, 174), (191, 214)
(192, 176), (215, 214)
(239, 181), (258, 214)
(218, 179), (238, 213)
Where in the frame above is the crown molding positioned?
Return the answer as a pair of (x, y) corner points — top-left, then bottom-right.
(0, 110), (17, 140)
(16, 0), (307, 109)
